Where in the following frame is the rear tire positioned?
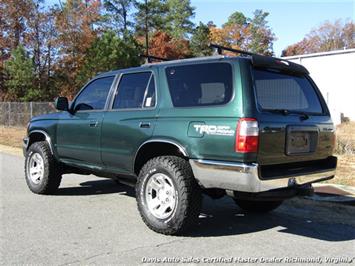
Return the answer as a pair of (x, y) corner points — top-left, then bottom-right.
(234, 199), (283, 213)
(25, 141), (62, 194)
(136, 156), (202, 235)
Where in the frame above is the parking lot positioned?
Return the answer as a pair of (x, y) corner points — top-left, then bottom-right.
(1, 152), (355, 265)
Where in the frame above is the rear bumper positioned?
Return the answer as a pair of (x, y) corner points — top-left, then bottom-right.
(190, 157), (336, 193)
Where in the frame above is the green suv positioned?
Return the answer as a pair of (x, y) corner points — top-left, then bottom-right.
(23, 47), (337, 235)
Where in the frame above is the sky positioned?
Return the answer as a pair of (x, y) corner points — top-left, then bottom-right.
(46, 0), (355, 56)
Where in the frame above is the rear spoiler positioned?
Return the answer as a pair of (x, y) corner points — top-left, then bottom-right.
(209, 43), (309, 75)
(251, 54), (309, 75)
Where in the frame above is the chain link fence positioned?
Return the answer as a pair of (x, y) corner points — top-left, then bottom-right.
(0, 102), (56, 127)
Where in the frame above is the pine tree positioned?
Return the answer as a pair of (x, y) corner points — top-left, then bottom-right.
(165, 0), (195, 39)
(77, 31), (142, 85)
(4, 45), (38, 101)
(134, 0), (168, 54)
(103, 0), (135, 36)
(190, 22), (212, 57)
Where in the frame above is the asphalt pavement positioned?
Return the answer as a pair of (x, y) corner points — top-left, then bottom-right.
(1, 152), (354, 265)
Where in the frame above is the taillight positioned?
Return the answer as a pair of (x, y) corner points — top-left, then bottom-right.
(235, 118), (259, 153)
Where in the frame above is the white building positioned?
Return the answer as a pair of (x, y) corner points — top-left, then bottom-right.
(283, 49), (355, 124)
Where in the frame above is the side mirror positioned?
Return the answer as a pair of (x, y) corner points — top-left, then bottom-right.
(54, 97), (69, 111)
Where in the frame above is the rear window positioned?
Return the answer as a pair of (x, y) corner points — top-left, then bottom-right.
(165, 63), (233, 107)
(253, 69), (323, 114)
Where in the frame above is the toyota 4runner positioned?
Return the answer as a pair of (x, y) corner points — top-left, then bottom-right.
(23, 45), (337, 235)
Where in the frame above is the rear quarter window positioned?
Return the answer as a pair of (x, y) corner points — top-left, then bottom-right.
(253, 69), (323, 114)
(165, 63), (233, 107)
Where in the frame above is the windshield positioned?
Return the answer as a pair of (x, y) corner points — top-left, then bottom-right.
(253, 69), (323, 114)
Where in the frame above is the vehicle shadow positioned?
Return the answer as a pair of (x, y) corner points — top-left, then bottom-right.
(55, 179), (355, 242)
(192, 196), (355, 241)
(54, 179), (136, 197)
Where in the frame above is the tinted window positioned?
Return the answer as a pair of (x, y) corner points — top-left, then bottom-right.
(165, 63), (233, 107)
(113, 72), (154, 109)
(253, 69), (323, 114)
(74, 76), (114, 111)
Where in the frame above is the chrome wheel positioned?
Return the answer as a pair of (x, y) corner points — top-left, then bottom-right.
(145, 173), (177, 219)
(27, 152), (44, 184)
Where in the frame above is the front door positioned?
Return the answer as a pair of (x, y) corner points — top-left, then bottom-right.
(56, 76), (115, 166)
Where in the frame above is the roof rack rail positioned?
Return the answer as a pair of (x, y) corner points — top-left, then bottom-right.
(140, 54), (171, 64)
(209, 43), (309, 75)
(209, 43), (256, 57)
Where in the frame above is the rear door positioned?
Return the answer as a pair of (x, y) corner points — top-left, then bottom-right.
(252, 68), (335, 165)
(101, 70), (158, 174)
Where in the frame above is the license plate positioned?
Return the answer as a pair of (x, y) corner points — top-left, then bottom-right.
(287, 132), (311, 154)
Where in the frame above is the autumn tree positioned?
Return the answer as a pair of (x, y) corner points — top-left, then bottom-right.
(103, 0), (135, 36)
(165, 0), (195, 39)
(0, 0), (33, 54)
(209, 10), (275, 55)
(54, 0), (102, 98)
(4, 45), (37, 101)
(190, 22), (212, 57)
(148, 31), (191, 59)
(282, 20), (355, 56)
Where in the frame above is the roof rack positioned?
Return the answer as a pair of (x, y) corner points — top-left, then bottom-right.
(209, 43), (255, 57)
(140, 54), (171, 64)
(209, 43), (309, 75)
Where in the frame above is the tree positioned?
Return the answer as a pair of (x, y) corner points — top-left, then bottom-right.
(134, 0), (168, 54)
(165, 0), (195, 39)
(77, 31), (142, 84)
(103, 0), (134, 35)
(54, 0), (102, 98)
(4, 45), (38, 101)
(190, 22), (212, 57)
(148, 31), (190, 59)
(248, 10), (275, 55)
(282, 20), (355, 56)
(209, 9), (275, 55)
(0, 0), (33, 54)
(223, 11), (247, 27)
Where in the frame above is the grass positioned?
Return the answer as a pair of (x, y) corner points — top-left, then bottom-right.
(0, 122), (354, 186)
(0, 126), (26, 148)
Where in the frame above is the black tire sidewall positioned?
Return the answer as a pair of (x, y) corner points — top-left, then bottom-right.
(25, 142), (58, 194)
(138, 164), (182, 231)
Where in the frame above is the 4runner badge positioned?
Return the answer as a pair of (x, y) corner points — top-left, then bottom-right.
(193, 125), (235, 136)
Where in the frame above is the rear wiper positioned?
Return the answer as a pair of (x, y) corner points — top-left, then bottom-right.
(264, 109), (290, 115)
(264, 109), (310, 120)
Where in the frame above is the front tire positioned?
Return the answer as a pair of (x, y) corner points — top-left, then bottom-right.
(234, 199), (283, 213)
(25, 141), (62, 194)
(136, 156), (202, 235)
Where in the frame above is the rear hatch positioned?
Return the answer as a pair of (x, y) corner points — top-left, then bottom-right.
(250, 60), (335, 167)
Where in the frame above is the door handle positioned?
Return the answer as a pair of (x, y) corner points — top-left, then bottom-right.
(89, 120), (99, 127)
(139, 122), (151, 128)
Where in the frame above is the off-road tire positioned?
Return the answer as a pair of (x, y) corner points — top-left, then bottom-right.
(234, 199), (283, 213)
(136, 156), (202, 235)
(25, 141), (62, 194)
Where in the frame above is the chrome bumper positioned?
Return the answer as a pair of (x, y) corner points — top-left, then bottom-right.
(190, 159), (336, 193)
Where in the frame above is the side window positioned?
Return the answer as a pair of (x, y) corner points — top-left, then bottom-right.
(74, 76), (114, 111)
(112, 72), (155, 109)
(165, 63), (233, 107)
